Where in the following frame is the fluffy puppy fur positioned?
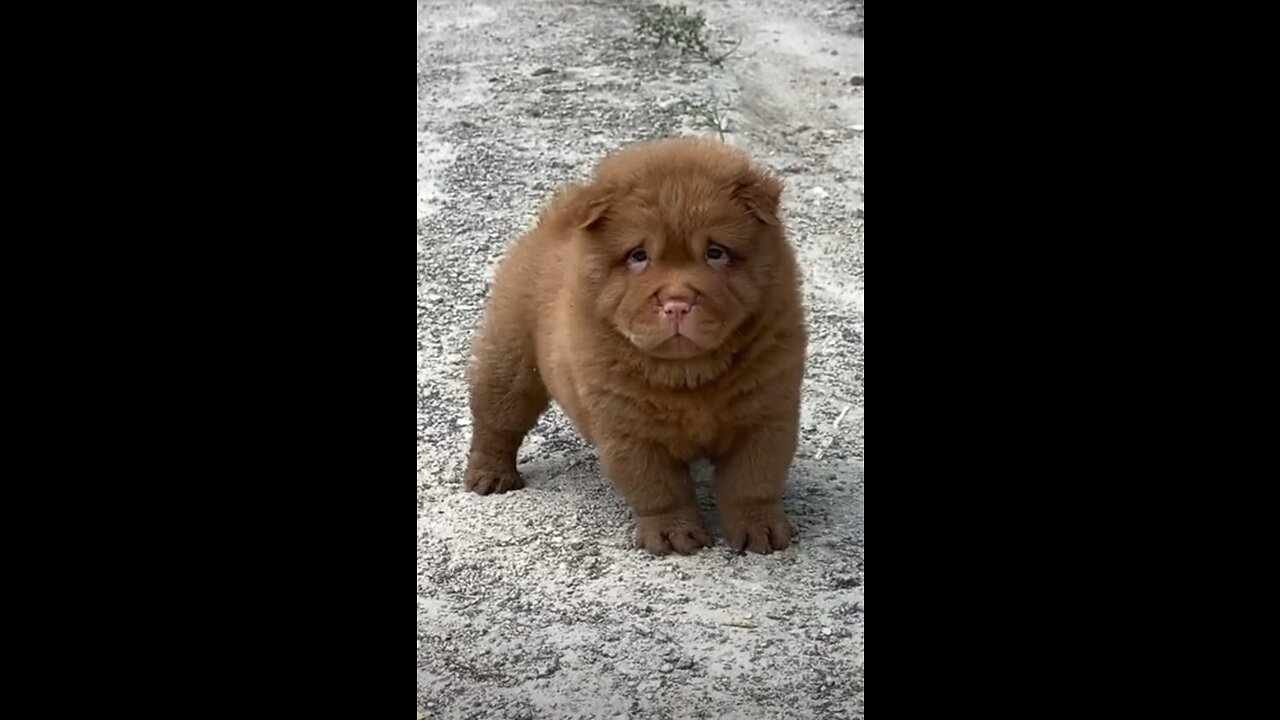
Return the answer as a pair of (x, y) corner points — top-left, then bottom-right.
(464, 137), (806, 554)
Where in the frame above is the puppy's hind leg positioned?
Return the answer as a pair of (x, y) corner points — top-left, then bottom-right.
(463, 313), (549, 495)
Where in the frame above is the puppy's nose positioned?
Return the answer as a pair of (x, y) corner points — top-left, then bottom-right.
(662, 300), (691, 318)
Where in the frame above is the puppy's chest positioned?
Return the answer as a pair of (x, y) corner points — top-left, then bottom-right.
(626, 391), (736, 460)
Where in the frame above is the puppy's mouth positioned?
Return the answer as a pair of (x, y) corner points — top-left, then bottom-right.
(619, 301), (734, 357)
(626, 324), (718, 357)
(648, 334), (706, 359)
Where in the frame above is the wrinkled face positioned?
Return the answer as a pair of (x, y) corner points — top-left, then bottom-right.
(575, 168), (785, 360)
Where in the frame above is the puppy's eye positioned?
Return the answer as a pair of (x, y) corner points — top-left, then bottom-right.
(626, 248), (648, 265)
(705, 243), (731, 266)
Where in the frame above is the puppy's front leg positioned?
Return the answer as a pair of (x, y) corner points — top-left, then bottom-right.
(713, 422), (798, 554)
(600, 437), (711, 555)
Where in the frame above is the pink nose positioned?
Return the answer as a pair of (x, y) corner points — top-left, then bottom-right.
(662, 300), (691, 318)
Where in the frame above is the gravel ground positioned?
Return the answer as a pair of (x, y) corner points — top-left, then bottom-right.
(417, 1), (864, 717)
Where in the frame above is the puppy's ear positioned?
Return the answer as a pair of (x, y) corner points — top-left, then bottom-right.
(735, 166), (783, 226)
(571, 183), (613, 232)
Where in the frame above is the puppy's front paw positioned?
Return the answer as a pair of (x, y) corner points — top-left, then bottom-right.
(721, 503), (793, 554)
(634, 513), (712, 555)
(463, 454), (524, 495)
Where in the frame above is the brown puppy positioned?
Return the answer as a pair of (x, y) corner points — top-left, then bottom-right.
(464, 137), (805, 555)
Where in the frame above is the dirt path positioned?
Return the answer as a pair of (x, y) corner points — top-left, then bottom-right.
(418, 1), (864, 717)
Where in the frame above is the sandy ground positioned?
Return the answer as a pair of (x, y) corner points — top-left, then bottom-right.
(417, 1), (864, 717)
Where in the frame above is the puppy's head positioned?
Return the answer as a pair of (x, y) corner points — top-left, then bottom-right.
(571, 138), (789, 360)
